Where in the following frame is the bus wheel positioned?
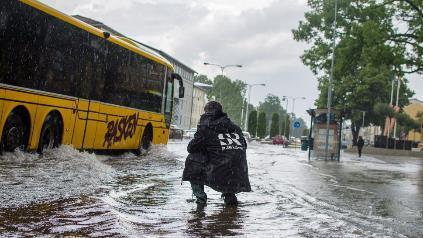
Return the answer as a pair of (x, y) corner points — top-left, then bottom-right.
(135, 125), (153, 156)
(37, 113), (63, 154)
(1, 112), (26, 152)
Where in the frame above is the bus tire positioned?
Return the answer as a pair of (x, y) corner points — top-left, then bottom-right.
(134, 125), (153, 156)
(37, 112), (63, 154)
(1, 111), (28, 152)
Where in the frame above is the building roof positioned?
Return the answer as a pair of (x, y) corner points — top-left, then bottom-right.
(131, 40), (197, 74)
(72, 15), (125, 37)
(73, 15), (196, 74)
(194, 82), (213, 91)
(410, 98), (423, 105)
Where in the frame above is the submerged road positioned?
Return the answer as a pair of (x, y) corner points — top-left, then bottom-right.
(0, 141), (422, 237)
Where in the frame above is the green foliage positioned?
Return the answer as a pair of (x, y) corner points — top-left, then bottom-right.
(257, 112), (267, 139)
(292, 0), (418, 137)
(396, 112), (420, 137)
(258, 94), (290, 135)
(193, 74), (212, 85)
(258, 94), (286, 122)
(280, 114), (291, 138)
(387, 0), (422, 73)
(373, 102), (396, 130)
(248, 110), (258, 137)
(302, 128), (310, 136)
(208, 75), (246, 125)
(270, 113), (280, 137)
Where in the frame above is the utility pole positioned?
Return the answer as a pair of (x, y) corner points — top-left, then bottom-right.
(203, 62), (242, 104)
(386, 78), (395, 148)
(325, 0), (338, 160)
(282, 96), (289, 137)
(393, 76), (401, 149)
(244, 84), (266, 131)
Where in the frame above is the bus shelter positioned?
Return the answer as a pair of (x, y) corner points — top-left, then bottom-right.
(306, 109), (343, 161)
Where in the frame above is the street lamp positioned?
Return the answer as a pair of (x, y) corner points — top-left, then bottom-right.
(203, 62), (242, 102)
(282, 96), (306, 139)
(282, 96), (289, 137)
(244, 83), (266, 131)
(203, 62), (242, 75)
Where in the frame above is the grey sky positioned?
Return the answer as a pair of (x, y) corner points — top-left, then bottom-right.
(39, 0), (422, 121)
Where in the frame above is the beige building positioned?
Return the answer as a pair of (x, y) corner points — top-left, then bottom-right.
(404, 98), (423, 143)
(190, 83), (212, 128)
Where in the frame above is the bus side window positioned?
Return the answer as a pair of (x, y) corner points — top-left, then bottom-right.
(165, 80), (173, 113)
(0, 1), (41, 90)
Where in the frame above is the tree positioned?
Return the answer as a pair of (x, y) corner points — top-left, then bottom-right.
(208, 75), (246, 125)
(292, 0), (416, 144)
(270, 113), (280, 137)
(373, 102), (396, 133)
(248, 110), (258, 137)
(280, 114), (291, 138)
(193, 74), (212, 85)
(396, 112), (420, 138)
(257, 112), (267, 139)
(383, 0), (422, 73)
(258, 94), (289, 136)
(258, 94), (286, 122)
(302, 128), (310, 136)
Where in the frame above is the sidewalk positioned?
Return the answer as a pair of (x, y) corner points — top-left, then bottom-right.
(344, 146), (423, 158)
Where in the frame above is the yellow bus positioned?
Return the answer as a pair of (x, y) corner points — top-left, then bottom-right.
(0, 0), (185, 154)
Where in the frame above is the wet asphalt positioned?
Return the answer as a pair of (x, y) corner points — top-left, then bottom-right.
(0, 141), (422, 237)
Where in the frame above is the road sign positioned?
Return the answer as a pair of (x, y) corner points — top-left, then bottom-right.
(293, 120), (301, 128)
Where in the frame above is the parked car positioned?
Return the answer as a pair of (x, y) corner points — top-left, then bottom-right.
(272, 135), (288, 147)
(169, 125), (183, 140)
(242, 131), (252, 142)
(341, 139), (348, 149)
(184, 128), (197, 139)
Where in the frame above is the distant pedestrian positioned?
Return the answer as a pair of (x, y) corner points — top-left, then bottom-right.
(182, 101), (251, 206)
(357, 136), (364, 158)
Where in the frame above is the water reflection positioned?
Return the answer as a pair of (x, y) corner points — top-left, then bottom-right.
(186, 205), (244, 237)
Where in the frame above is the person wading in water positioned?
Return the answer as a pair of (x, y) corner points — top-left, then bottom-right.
(182, 101), (251, 206)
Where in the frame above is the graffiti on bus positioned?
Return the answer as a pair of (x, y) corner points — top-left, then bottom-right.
(104, 113), (138, 148)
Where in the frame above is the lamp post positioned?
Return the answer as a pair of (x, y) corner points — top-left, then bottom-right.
(244, 83), (266, 131)
(393, 76), (402, 140)
(282, 96), (289, 137)
(203, 62), (242, 75)
(203, 62), (242, 102)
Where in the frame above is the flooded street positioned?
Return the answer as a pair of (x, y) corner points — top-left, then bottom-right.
(1, 142), (423, 237)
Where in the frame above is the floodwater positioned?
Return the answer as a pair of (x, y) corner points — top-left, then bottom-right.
(1, 142), (422, 237)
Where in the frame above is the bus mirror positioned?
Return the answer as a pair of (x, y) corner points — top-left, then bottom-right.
(103, 31), (111, 39)
(179, 86), (185, 98)
(171, 73), (184, 98)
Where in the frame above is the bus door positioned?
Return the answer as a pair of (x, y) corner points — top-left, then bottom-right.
(83, 101), (99, 149)
(71, 99), (88, 149)
(71, 99), (100, 150)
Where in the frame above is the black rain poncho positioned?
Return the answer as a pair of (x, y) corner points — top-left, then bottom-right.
(182, 112), (251, 194)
